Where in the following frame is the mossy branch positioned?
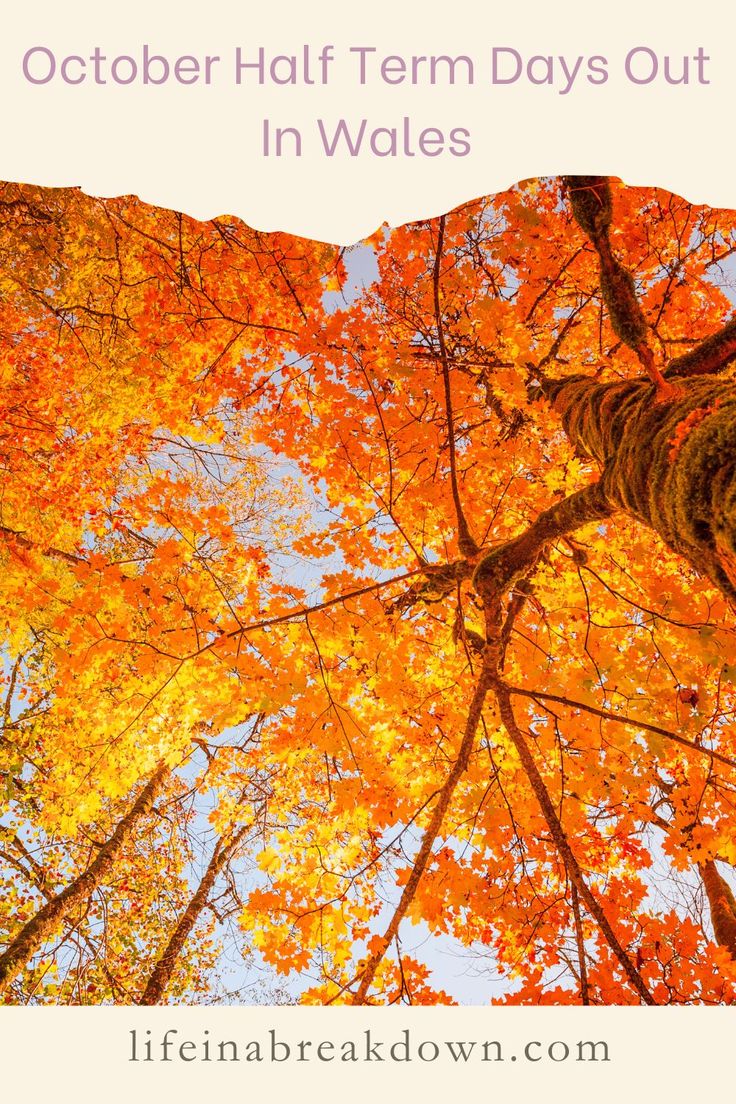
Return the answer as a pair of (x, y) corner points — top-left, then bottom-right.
(666, 317), (736, 379)
(472, 482), (612, 595)
(563, 176), (673, 398)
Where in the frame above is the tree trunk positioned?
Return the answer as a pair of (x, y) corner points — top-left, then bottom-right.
(137, 823), (249, 1005)
(700, 859), (736, 958)
(551, 176), (736, 603)
(0, 761), (169, 998)
(544, 373), (736, 601)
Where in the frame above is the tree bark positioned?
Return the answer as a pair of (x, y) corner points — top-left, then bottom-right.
(699, 859), (736, 958)
(550, 176), (736, 602)
(0, 761), (169, 998)
(138, 823), (249, 1005)
(666, 318), (736, 380)
(543, 373), (736, 601)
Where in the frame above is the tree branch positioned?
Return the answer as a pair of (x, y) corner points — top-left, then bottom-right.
(666, 317), (736, 379)
(563, 176), (675, 399)
(493, 681), (655, 1004)
(473, 482), (612, 595)
(433, 214), (478, 557)
(506, 684), (736, 771)
(350, 658), (494, 1004)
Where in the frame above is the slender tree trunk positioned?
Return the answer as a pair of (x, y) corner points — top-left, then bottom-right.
(0, 761), (169, 998)
(570, 882), (590, 1005)
(351, 661), (495, 1004)
(138, 823), (249, 1006)
(700, 859), (736, 957)
(494, 683), (655, 1005)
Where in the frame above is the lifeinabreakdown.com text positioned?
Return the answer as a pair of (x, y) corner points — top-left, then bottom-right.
(128, 1028), (611, 1065)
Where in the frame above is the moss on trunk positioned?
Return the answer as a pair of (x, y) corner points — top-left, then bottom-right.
(543, 374), (736, 600)
(700, 859), (736, 958)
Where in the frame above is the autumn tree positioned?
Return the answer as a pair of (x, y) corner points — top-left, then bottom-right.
(1, 175), (736, 1005)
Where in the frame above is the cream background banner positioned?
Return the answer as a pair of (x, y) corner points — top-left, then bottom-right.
(0, 0), (732, 242)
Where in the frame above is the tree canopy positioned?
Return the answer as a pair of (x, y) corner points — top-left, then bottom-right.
(1, 175), (736, 1005)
